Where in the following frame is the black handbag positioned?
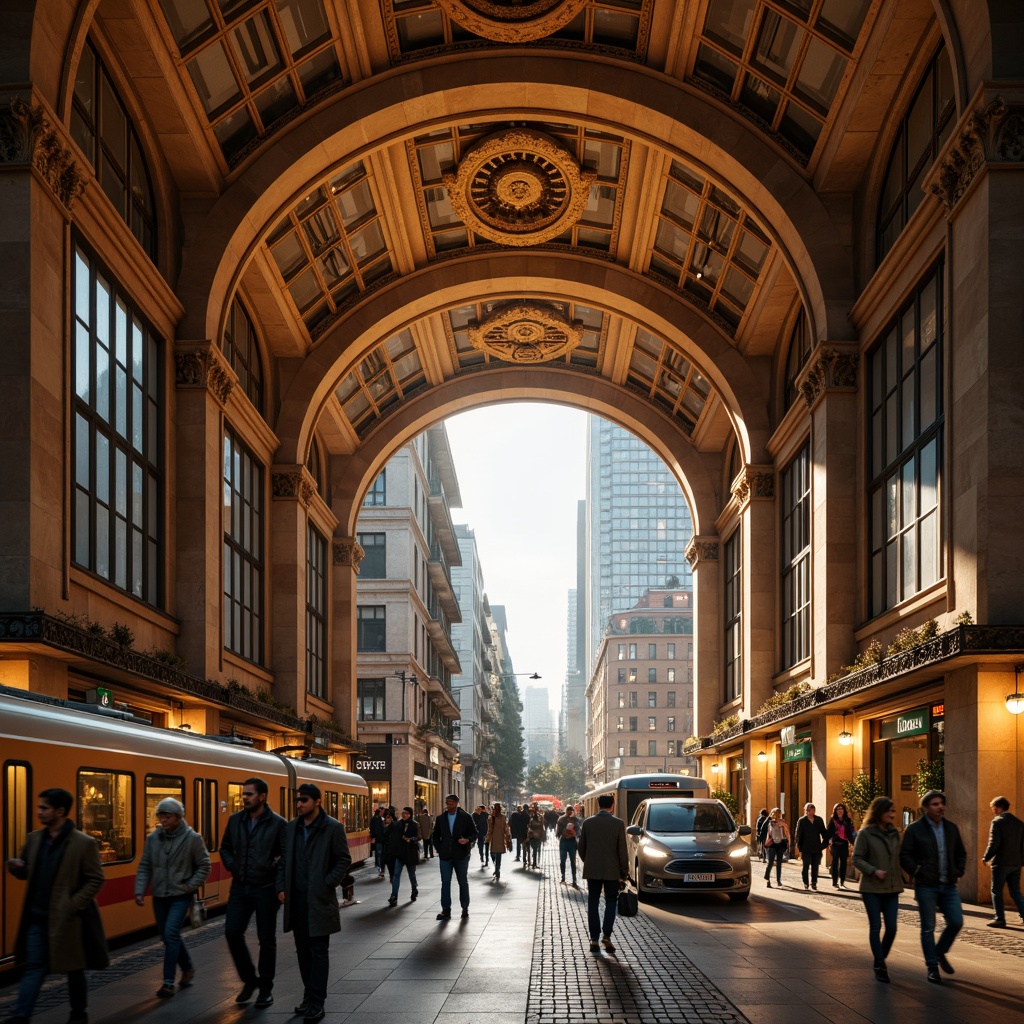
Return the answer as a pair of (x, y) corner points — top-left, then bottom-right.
(617, 886), (639, 917)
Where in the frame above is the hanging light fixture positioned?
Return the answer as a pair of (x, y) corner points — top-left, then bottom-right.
(838, 711), (854, 745)
(1007, 665), (1024, 715)
(757, 750), (767, 763)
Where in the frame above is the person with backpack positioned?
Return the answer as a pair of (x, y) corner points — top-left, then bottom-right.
(762, 808), (790, 888)
(556, 805), (582, 887)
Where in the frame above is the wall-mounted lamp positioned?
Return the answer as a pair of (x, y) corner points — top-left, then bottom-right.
(757, 750), (767, 764)
(711, 762), (720, 774)
(838, 711), (854, 745)
(1007, 665), (1024, 715)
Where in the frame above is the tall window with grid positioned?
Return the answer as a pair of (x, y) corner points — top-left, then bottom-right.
(363, 471), (386, 506)
(222, 297), (264, 413)
(223, 429), (264, 662)
(306, 523), (327, 698)
(72, 242), (161, 605)
(780, 442), (811, 668)
(868, 265), (943, 617)
(723, 529), (742, 701)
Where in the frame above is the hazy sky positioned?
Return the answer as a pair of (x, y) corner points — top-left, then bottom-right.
(444, 403), (588, 716)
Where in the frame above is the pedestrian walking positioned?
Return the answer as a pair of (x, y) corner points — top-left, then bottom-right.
(899, 789), (966, 984)
(277, 783), (352, 1023)
(981, 795), (1024, 927)
(544, 807), (559, 834)
(219, 776), (286, 1008)
(386, 807), (420, 905)
(826, 802), (856, 889)
(509, 805), (528, 861)
(134, 797), (211, 998)
(5, 787), (108, 1024)
(472, 805), (490, 867)
(379, 808), (396, 882)
(578, 794), (628, 953)
(762, 807), (790, 887)
(416, 807), (434, 860)
(369, 805), (385, 877)
(754, 808), (769, 861)
(486, 802), (512, 882)
(852, 796), (903, 983)
(526, 807), (546, 868)
(794, 803), (829, 890)
(432, 793), (477, 920)
(556, 805), (581, 886)
(339, 873), (357, 908)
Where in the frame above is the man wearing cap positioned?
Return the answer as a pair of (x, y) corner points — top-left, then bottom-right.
(277, 783), (351, 1024)
(220, 777), (287, 1007)
(431, 793), (477, 920)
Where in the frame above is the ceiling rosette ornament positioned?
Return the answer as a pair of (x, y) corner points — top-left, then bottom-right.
(433, 0), (590, 42)
(468, 303), (584, 363)
(442, 128), (596, 245)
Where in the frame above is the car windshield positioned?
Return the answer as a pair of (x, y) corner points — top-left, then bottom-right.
(647, 803), (733, 833)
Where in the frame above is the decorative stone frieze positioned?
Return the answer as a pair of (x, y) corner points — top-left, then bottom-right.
(731, 465), (774, 506)
(434, 0), (589, 42)
(685, 536), (719, 568)
(798, 346), (858, 409)
(0, 98), (87, 210)
(930, 96), (1024, 211)
(271, 467), (317, 507)
(442, 128), (596, 246)
(468, 302), (583, 363)
(333, 537), (365, 572)
(174, 343), (236, 406)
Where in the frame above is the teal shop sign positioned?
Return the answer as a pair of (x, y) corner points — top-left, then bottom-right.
(782, 730), (812, 762)
(879, 707), (929, 740)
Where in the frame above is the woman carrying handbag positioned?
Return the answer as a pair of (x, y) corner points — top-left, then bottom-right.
(762, 808), (790, 888)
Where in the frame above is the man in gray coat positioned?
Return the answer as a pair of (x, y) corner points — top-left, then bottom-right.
(277, 783), (351, 1024)
(982, 795), (1024, 927)
(578, 794), (628, 953)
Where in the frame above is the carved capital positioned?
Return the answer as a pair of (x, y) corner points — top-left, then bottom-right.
(468, 302), (583, 363)
(434, 0), (589, 42)
(0, 98), (87, 210)
(798, 345), (859, 409)
(272, 466), (317, 507)
(333, 538), (365, 572)
(442, 128), (596, 246)
(685, 536), (719, 568)
(930, 97), (1024, 211)
(174, 343), (236, 406)
(731, 465), (774, 506)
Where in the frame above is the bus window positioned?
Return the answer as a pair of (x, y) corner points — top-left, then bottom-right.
(145, 774), (184, 829)
(79, 769), (134, 863)
(193, 779), (218, 851)
(227, 782), (245, 815)
(3, 761), (31, 859)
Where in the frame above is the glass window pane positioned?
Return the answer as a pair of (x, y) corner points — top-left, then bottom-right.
(159, 0), (214, 49)
(349, 220), (385, 264)
(275, 0), (330, 55)
(703, 0), (756, 53)
(296, 48), (340, 96)
(100, 75), (128, 170)
(754, 11), (804, 82)
(254, 77), (298, 127)
(795, 37), (846, 112)
(187, 42), (241, 116)
(271, 231), (307, 278)
(778, 102), (821, 154)
(654, 220), (691, 262)
(335, 179), (374, 228)
(231, 12), (282, 87)
(694, 44), (738, 93)
(817, 0), (870, 48)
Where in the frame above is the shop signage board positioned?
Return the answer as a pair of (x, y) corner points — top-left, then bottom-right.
(879, 707), (929, 740)
(782, 730), (812, 762)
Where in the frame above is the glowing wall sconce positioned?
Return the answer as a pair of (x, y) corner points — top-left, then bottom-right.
(838, 711), (854, 745)
(1007, 665), (1024, 715)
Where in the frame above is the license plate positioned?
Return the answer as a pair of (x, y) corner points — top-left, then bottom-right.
(684, 872), (715, 883)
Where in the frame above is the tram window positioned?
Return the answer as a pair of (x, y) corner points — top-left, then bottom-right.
(78, 769), (134, 863)
(227, 782), (245, 815)
(280, 787), (296, 819)
(145, 774), (184, 829)
(326, 791), (338, 818)
(4, 761), (32, 859)
(192, 779), (219, 851)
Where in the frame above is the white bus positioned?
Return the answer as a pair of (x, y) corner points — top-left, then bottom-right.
(581, 774), (711, 826)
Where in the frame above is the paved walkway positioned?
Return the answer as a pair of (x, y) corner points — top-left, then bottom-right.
(2, 844), (1023, 1024)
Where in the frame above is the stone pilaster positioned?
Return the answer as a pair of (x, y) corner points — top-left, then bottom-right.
(330, 537), (364, 737)
(685, 534), (719, 737)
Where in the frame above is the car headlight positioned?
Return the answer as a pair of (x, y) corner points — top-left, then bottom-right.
(642, 846), (672, 861)
(729, 847), (750, 859)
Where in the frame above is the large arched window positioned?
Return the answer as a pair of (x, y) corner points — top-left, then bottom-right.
(71, 40), (157, 261)
(784, 306), (812, 409)
(876, 46), (955, 265)
(222, 297), (264, 413)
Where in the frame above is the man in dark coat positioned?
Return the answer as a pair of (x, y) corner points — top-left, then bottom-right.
(981, 794), (1024, 927)
(5, 787), (107, 1024)
(578, 793), (628, 953)
(431, 793), (477, 920)
(899, 789), (967, 984)
(220, 776), (287, 1007)
(277, 783), (351, 1023)
(509, 805), (528, 861)
(369, 805), (386, 876)
(793, 803), (829, 890)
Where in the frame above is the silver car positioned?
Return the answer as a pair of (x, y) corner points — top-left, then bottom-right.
(626, 797), (752, 901)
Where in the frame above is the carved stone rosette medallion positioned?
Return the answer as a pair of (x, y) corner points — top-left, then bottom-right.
(685, 536), (720, 569)
(174, 343), (236, 406)
(442, 128), (596, 246)
(333, 538), (365, 573)
(434, 0), (590, 43)
(731, 465), (775, 507)
(468, 303), (583, 363)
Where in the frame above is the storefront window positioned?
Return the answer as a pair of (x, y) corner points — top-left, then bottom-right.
(873, 704), (944, 827)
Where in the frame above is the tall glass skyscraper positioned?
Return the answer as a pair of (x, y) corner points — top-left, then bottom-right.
(585, 416), (693, 682)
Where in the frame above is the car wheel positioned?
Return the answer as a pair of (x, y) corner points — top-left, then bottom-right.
(728, 891), (750, 902)
(634, 861), (651, 901)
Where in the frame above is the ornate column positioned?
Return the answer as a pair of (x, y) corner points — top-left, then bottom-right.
(173, 342), (236, 677)
(685, 535), (719, 737)
(732, 466), (775, 718)
(330, 537), (364, 738)
(798, 344), (858, 678)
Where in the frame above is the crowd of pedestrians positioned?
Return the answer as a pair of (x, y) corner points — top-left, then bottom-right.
(5, 783), (1022, 1024)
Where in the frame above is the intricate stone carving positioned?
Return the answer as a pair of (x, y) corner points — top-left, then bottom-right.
(0, 98), (87, 209)
(434, 0), (590, 42)
(685, 537), (719, 568)
(333, 538), (365, 572)
(468, 302), (583, 363)
(930, 98), (1024, 210)
(174, 344), (236, 406)
(732, 465), (774, 505)
(799, 347), (858, 408)
(442, 128), (596, 246)
(271, 470), (318, 508)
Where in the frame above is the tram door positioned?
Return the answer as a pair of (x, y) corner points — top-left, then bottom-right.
(192, 778), (221, 902)
(2, 761), (32, 962)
